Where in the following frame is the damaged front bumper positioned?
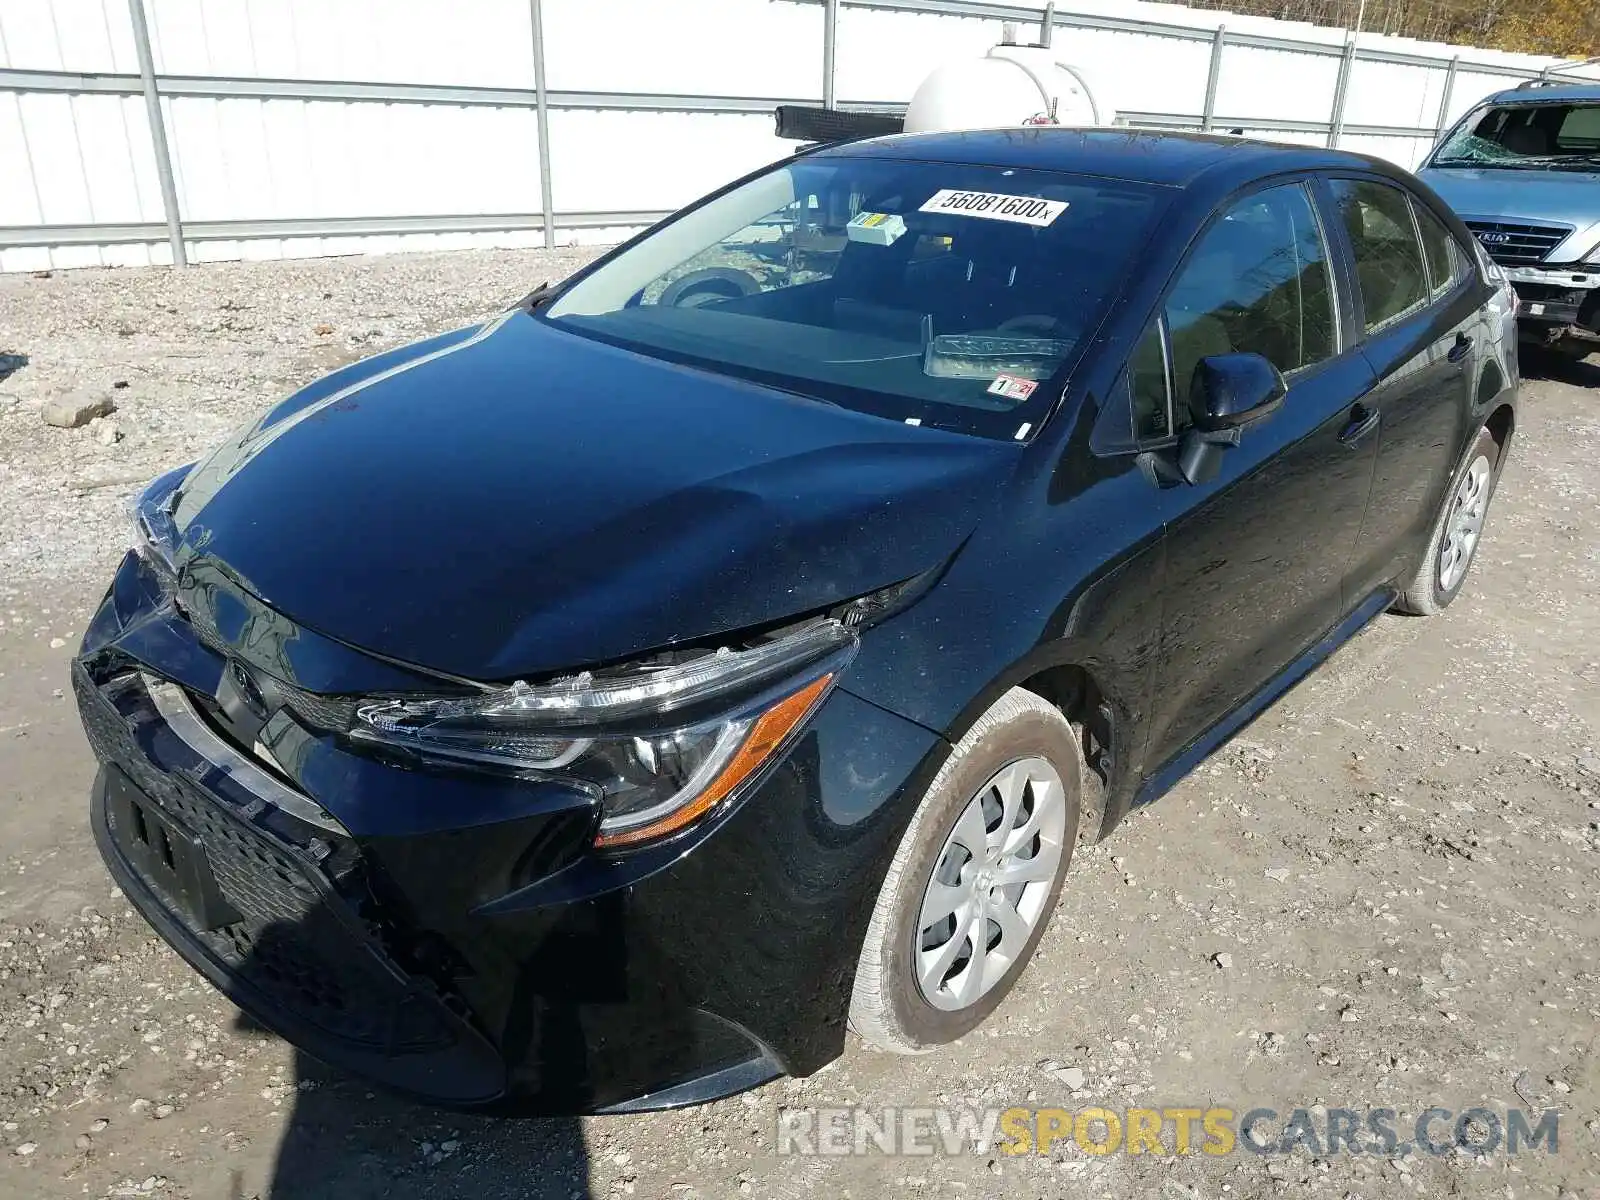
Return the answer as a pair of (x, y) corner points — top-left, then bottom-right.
(1504, 264), (1600, 341)
(79, 663), (510, 1105)
(73, 549), (943, 1113)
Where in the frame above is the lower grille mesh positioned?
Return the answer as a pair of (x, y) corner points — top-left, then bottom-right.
(76, 666), (454, 1054)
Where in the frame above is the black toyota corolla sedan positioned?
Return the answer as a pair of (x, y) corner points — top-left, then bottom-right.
(74, 130), (1518, 1114)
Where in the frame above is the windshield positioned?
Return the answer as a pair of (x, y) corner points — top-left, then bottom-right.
(1432, 101), (1600, 170)
(540, 156), (1166, 440)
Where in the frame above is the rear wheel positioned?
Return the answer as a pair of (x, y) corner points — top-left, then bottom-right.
(849, 688), (1083, 1053)
(1394, 426), (1502, 616)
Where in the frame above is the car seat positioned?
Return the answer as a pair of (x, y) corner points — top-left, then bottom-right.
(1502, 120), (1552, 157)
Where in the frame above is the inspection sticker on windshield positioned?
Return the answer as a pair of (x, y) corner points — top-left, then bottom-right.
(919, 190), (1067, 227)
(987, 373), (1038, 401)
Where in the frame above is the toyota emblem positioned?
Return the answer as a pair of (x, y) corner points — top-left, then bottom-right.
(229, 660), (269, 719)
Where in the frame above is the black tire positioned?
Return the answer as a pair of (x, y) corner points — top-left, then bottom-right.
(849, 688), (1083, 1053)
(1393, 426), (1502, 616)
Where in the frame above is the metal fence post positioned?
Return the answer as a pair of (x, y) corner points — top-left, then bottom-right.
(3, 0), (1560, 264)
(1039, 1), (1055, 49)
(1434, 55), (1460, 140)
(530, 0), (556, 249)
(126, 0), (185, 266)
(822, 0), (839, 108)
(1201, 25), (1225, 131)
(1327, 37), (1355, 148)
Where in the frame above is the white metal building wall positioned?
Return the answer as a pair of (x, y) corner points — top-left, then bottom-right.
(0, 0), (1591, 272)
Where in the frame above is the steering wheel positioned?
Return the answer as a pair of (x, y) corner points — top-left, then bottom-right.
(659, 267), (763, 309)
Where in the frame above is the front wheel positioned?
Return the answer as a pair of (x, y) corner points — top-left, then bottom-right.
(1393, 426), (1502, 616)
(849, 688), (1083, 1053)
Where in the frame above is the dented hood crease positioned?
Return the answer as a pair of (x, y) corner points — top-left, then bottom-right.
(169, 313), (1020, 681)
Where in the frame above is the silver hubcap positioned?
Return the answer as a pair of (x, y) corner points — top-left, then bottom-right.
(915, 758), (1067, 1012)
(1438, 455), (1491, 593)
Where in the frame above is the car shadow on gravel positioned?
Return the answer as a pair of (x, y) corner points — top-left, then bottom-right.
(247, 1042), (592, 1199)
(217, 910), (595, 1199)
(1518, 343), (1600, 387)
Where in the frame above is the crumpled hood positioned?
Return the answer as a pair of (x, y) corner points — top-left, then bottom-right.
(1420, 166), (1600, 262)
(169, 311), (1019, 681)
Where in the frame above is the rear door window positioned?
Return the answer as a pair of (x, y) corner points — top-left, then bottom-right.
(1329, 179), (1430, 333)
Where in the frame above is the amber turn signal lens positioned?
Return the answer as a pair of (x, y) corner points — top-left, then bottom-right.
(592, 673), (834, 849)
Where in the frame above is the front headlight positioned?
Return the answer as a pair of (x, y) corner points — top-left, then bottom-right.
(352, 619), (857, 848)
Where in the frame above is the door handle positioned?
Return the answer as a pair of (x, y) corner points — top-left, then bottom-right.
(1447, 332), (1474, 364)
(1338, 403), (1381, 448)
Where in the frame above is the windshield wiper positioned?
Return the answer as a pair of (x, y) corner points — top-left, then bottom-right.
(1438, 152), (1600, 170)
(512, 280), (562, 311)
(1433, 158), (1532, 169)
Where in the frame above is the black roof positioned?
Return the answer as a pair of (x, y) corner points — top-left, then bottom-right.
(819, 127), (1389, 188)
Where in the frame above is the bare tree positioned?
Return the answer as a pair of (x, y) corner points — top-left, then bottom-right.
(1177, 0), (1598, 55)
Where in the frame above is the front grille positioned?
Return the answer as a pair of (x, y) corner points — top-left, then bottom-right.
(1464, 219), (1573, 267)
(275, 685), (358, 734)
(75, 666), (454, 1055)
(175, 594), (357, 735)
(152, 776), (319, 926)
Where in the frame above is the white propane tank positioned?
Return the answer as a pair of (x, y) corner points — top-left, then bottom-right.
(903, 39), (1114, 134)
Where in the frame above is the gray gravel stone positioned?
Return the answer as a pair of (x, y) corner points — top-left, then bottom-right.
(40, 390), (114, 429)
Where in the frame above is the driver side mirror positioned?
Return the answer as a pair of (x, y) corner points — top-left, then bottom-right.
(1176, 353), (1287, 485)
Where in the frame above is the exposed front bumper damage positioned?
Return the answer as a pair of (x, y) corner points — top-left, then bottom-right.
(74, 550), (943, 1113)
(1505, 264), (1600, 342)
(79, 663), (510, 1106)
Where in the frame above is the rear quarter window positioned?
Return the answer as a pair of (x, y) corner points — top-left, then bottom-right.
(1411, 200), (1466, 300)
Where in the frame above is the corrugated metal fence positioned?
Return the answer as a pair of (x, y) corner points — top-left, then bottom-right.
(0, 0), (1593, 272)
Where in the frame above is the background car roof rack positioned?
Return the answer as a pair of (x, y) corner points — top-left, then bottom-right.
(1517, 56), (1600, 89)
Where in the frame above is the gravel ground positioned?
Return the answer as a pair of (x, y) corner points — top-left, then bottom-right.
(0, 250), (1597, 1200)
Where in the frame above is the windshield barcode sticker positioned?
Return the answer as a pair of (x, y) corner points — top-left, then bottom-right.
(918, 190), (1068, 227)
